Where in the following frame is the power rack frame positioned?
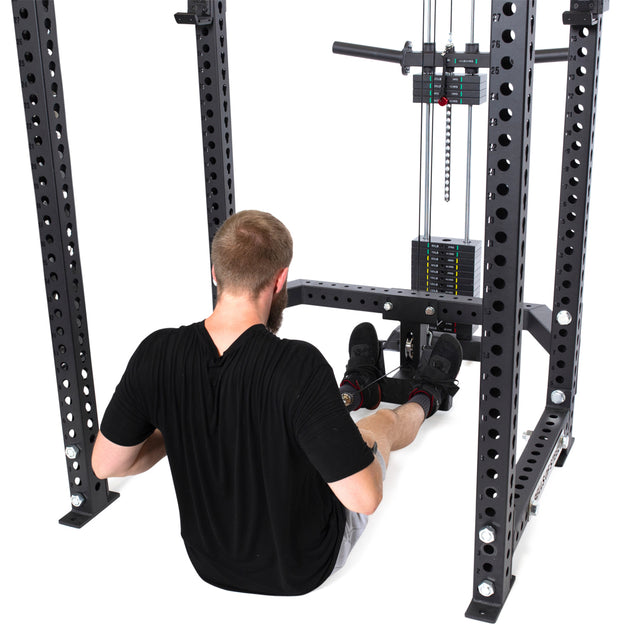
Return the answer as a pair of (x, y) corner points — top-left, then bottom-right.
(12, 0), (608, 623)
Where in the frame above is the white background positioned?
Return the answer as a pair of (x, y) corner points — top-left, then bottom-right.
(1, 1), (638, 638)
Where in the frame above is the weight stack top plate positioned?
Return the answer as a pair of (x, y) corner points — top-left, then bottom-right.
(411, 236), (482, 297)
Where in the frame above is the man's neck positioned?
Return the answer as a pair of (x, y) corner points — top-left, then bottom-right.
(204, 290), (269, 355)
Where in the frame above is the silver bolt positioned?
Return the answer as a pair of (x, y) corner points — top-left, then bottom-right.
(562, 434), (571, 449)
(551, 390), (566, 405)
(383, 301), (393, 312)
(522, 429), (533, 441)
(341, 392), (354, 407)
(530, 502), (539, 516)
(65, 445), (80, 460)
(556, 310), (573, 326)
(478, 580), (495, 598)
(70, 493), (85, 508)
(479, 526), (496, 544)
(425, 306), (436, 316)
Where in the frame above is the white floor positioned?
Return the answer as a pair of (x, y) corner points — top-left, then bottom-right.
(1, 2), (638, 638)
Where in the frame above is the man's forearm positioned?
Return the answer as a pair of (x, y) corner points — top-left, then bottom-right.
(113, 429), (166, 477)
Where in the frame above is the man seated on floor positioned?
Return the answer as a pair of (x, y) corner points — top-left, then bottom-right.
(92, 209), (463, 595)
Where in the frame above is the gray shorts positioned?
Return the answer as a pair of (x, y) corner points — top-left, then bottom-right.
(331, 448), (387, 574)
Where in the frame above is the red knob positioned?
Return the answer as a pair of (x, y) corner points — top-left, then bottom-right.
(438, 96), (449, 107)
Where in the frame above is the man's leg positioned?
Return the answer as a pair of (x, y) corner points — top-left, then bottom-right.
(355, 403), (426, 469)
(339, 322), (464, 469)
(331, 324), (463, 575)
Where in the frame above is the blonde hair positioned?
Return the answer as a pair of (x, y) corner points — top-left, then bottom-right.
(211, 210), (293, 297)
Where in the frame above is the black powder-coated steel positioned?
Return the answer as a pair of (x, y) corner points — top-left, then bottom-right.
(464, 0), (540, 622)
(12, 0), (118, 527)
(546, 11), (605, 452)
(176, 0), (236, 306)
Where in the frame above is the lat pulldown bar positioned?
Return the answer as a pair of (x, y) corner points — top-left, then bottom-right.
(332, 41), (570, 70)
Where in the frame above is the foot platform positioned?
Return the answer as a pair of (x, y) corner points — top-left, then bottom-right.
(378, 367), (453, 410)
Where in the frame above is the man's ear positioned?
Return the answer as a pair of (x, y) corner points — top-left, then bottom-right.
(274, 267), (289, 294)
(211, 266), (217, 286)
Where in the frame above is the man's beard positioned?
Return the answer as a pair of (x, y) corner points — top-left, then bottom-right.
(267, 286), (287, 334)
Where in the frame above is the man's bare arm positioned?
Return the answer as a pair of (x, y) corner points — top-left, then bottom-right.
(92, 429), (166, 479)
(327, 457), (383, 516)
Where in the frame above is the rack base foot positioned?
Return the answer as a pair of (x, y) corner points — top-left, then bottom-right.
(58, 491), (120, 529)
(464, 576), (516, 623)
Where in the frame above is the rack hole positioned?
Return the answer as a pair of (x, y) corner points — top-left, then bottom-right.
(500, 82), (514, 96)
(501, 57), (514, 71)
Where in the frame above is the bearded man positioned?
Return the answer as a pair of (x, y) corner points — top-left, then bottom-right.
(92, 210), (462, 595)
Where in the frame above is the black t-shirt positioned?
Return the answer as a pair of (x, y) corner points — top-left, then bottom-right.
(100, 322), (374, 595)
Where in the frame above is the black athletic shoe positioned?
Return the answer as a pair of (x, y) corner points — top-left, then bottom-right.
(409, 333), (463, 415)
(340, 322), (383, 410)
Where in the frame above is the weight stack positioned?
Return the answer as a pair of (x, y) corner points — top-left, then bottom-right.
(411, 236), (482, 339)
(413, 73), (488, 106)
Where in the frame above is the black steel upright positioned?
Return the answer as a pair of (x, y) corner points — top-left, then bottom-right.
(465, 0), (608, 622)
(12, 0), (118, 527)
(507, 1), (608, 559)
(546, 3), (606, 462)
(176, 0), (236, 305)
(464, 0), (538, 621)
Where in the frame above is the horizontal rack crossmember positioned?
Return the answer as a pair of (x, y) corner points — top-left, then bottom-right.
(287, 279), (552, 354)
